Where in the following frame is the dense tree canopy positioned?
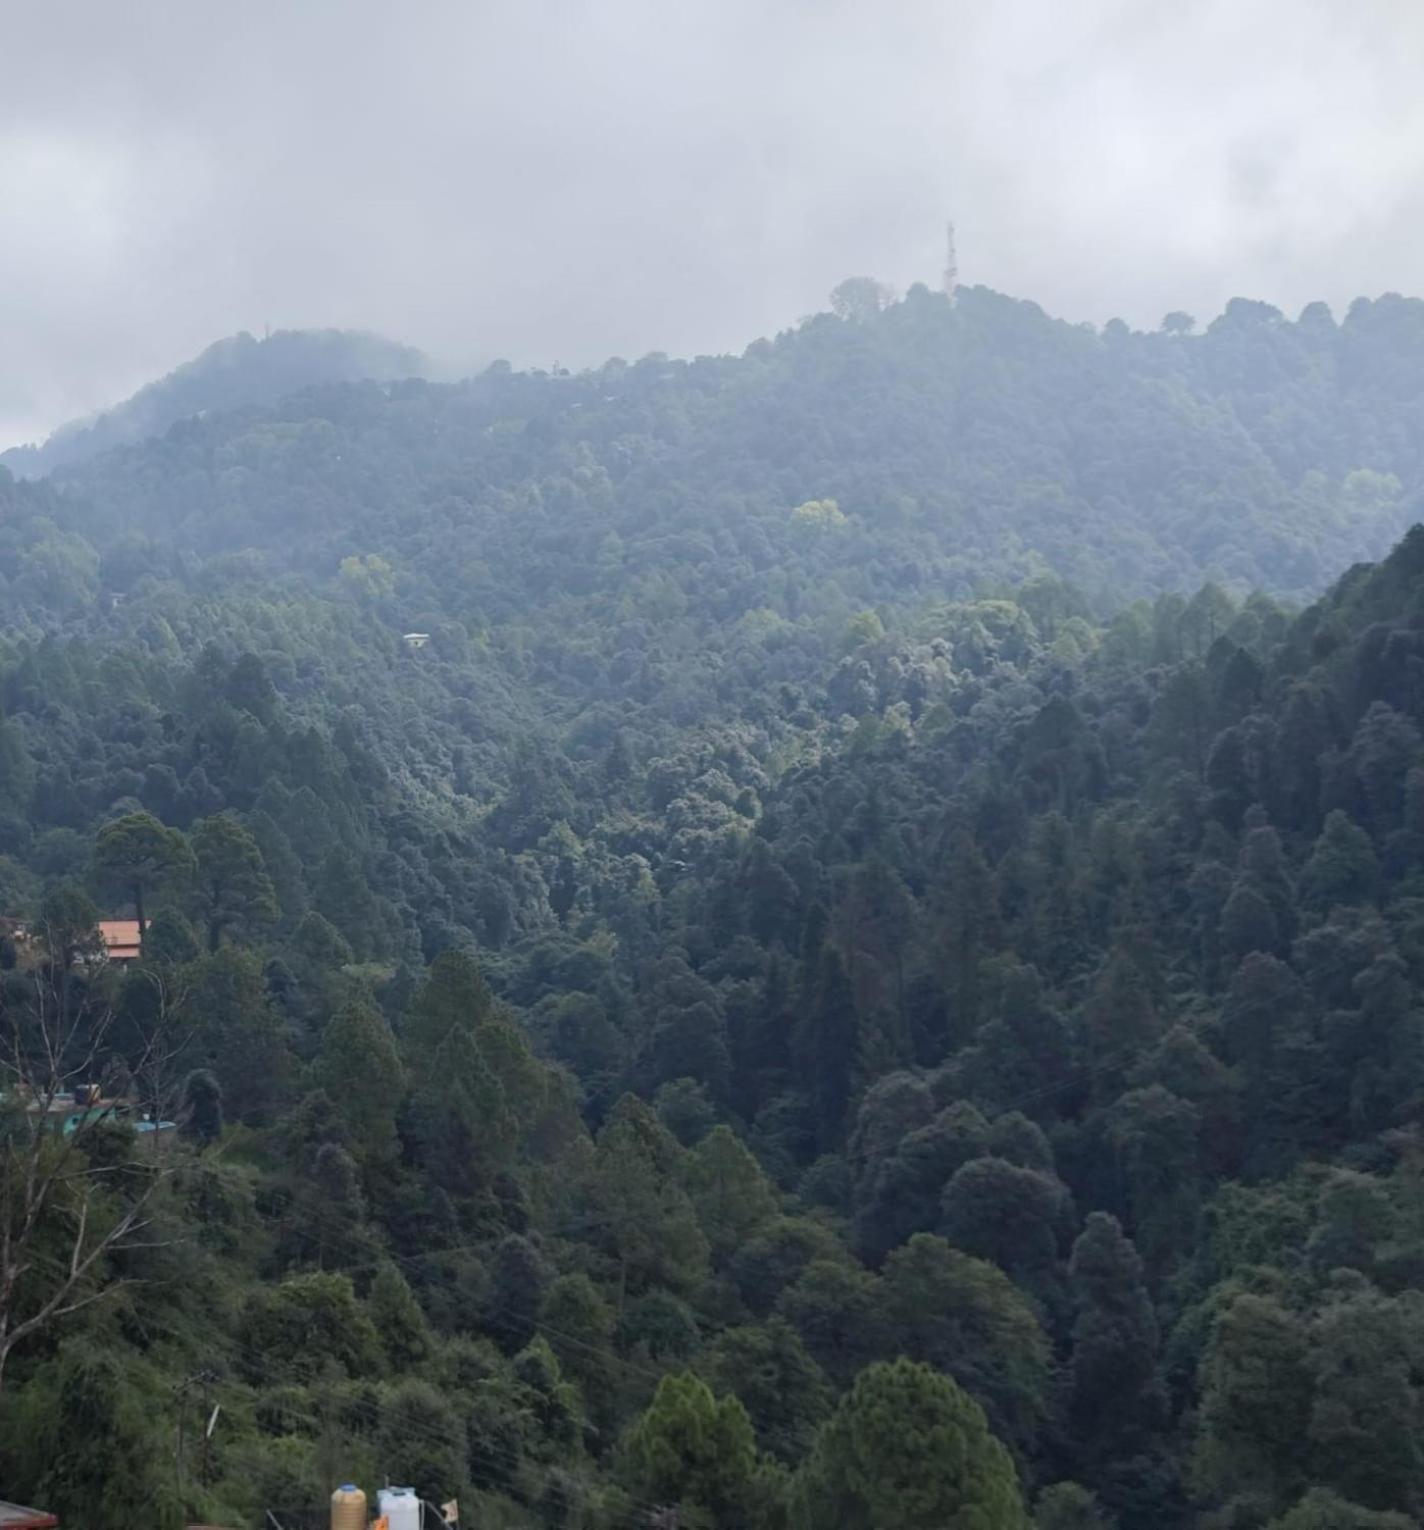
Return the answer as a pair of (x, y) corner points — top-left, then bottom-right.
(5, 287), (1424, 1526)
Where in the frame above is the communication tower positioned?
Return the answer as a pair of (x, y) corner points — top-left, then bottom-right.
(942, 222), (959, 302)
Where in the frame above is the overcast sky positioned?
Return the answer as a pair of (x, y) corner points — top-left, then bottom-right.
(4, 0), (1424, 448)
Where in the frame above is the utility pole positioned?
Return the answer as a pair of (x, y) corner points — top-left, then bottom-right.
(201, 1371), (218, 1486)
(175, 1368), (219, 1500)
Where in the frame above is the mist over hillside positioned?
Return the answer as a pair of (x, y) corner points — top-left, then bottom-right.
(7, 283), (1424, 1530)
(1, 328), (427, 480)
(33, 284), (1424, 621)
(13, 0), (1424, 1524)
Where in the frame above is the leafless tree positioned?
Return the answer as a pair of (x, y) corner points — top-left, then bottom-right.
(0, 916), (189, 1392)
(127, 963), (199, 1138)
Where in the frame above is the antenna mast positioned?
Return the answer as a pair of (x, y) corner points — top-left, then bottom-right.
(942, 221), (959, 302)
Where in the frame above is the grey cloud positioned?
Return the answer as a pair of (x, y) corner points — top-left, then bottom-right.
(3, 0), (1424, 446)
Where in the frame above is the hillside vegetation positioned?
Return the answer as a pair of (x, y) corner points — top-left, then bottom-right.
(3, 287), (1424, 1529)
(39, 283), (1424, 606)
(1, 328), (427, 480)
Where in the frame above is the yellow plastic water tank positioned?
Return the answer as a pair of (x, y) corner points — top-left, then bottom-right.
(332, 1484), (367, 1530)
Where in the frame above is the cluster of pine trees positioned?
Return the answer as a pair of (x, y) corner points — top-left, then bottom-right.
(4, 287), (1424, 1528)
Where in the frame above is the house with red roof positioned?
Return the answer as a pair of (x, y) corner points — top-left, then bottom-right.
(97, 919), (144, 965)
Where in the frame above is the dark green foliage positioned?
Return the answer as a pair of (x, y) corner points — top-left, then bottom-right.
(1267, 1489), (1413, 1529)
(584, 1097), (710, 1305)
(486, 1234), (548, 1355)
(144, 907), (200, 965)
(1035, 1482), (1115, 1529)
(180, 1067), (223, 1144)
(792, 1357), (1027, 1529)
(654, 1077), (718, 1146)
(701, 1318), (833, 1464)
(1194, 1293), (1313, 1515)
(1104, 1086), (1201, 1280)
(11, 292), (1424, 1524)
(853, 1095), (990, 1264)
(92, 810), (193, 937)
(881, 1234), (1053, 1460)
(939, 1155), (1067, 1292)
(378, 1379), (466, 1501)
(369, 1261), (433, 1369)
(37, 879), (101, 967)
(2, 327), (425, 477)
(318, 996), (404, 1163)
(1, 1344), (180, 1530)
(1305, 1284), (1424, 1514)
(538, 1273), (617, 1422)
(1068, 1215), (1163, 1461)
(794, 944), (860, 1150)
(1303, 810), (1381, 911)
(189, 946), (288, 1121)
(240, 1273), (383, 1383)
(775, 1258), (885, 1387)
(190, 813), (278, 951)
(621, 1371), (771, 1528)
(681, 1124), (779, 1263)
(404, 948), (551, 1194)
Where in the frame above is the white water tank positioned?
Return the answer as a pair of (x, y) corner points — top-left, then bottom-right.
(379, 1486), (421, 1530)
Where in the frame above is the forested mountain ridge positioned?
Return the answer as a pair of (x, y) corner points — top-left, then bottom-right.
(1, 328), (427, 480)
(37, 283), (1424, 613)
(6, 288), (1424, 1529)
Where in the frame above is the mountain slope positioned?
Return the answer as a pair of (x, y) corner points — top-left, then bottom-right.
(8, 289), (1424, 1528)
(43, 284), (1424, 614)
(1, 327), (427, 479)
(6, 505), (1424, 1526)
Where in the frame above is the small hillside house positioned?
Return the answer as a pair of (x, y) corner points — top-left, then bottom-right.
(97, 920), (144, 965)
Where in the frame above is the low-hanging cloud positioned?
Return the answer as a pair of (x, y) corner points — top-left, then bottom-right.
(3, 0), (1424, 447)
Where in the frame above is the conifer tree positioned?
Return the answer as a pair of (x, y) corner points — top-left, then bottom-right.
(792, 1357), (1027, 1529)
(93, 810), (193, 940)
(1302, 810), (1381, 911)
(318, 997), (404, 1167)
(1266, 1489), (1413, 1530)
(587, 1097), (709, 1306)
(190, 812), (277, 951)
(8, 1343), (179, 1530)
(793, 945), (860, 1150)
(369, 1260), (432, 1369)
(939, 1155), (1066, 1290)
(623, 1371), (770, 1528)
(1194, 1292), (1312, 1516)
(1035, 1482), (1115, 1530)
(882, 1233), (1052, 1458)
(681, 1124), (779, 1264)
(1068, 1214), (1164, 1458)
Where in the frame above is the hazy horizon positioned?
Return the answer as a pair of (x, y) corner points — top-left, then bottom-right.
(5, 0), (1424, 449)
(5, 278), (1412, 461)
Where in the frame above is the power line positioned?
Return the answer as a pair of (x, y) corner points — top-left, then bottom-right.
(25, 1010), (1178, 1394)
(15, 1016), (1211, 1530)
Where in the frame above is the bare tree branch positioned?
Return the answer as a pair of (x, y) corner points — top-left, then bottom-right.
(0, 928), (188, 1393)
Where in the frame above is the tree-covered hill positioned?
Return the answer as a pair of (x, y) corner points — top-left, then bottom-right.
(41, 283), (1424, 610)
(1, 327), (427, 480)
(8, 290), (1424, 1528)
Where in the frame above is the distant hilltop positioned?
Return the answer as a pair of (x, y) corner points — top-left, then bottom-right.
(1, 327), (427, 479)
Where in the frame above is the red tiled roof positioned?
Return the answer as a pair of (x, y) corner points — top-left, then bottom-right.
(0, 1503), (59, 1529)
(98, 920), (143, 958)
